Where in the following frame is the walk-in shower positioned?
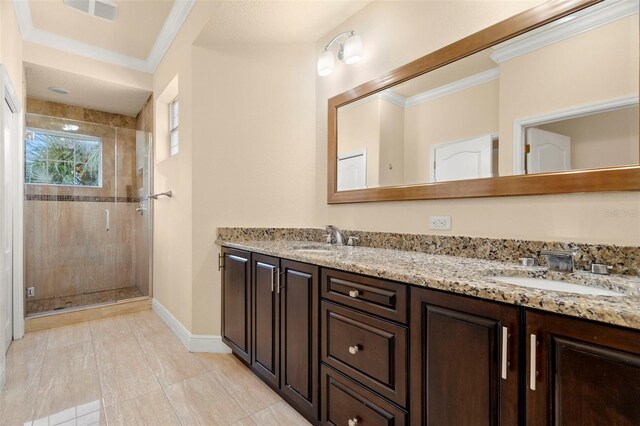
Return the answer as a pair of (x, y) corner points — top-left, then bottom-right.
(23, 103), (152, 316)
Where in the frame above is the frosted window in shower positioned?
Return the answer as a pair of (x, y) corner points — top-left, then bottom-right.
(25, 128), (102, 187)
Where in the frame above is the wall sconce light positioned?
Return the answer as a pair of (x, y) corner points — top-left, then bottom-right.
(317, 31), (363, 77)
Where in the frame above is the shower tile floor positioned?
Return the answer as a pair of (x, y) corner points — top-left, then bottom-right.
(0, 310), (310, 425)
(26, 287), (144, 316)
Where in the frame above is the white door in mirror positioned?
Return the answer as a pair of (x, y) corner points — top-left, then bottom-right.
(432, 134), (493, 182)
(338, 150), (367, 191)
(526, 128), (571, 173)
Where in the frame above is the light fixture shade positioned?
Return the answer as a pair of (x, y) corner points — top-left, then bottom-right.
(343, 34), (362, 64)
(317, 50), (334, 76)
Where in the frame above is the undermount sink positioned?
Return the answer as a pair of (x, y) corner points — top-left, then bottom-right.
(293, 245), (333, 254)
(490, 276), (625, 296)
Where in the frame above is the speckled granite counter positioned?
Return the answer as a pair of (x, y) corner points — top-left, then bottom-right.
(217, 238), (640, 330)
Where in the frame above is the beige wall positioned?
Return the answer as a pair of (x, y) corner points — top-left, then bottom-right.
(316, 0), (640, 247)
(1, 0), (24, 95)
(378, 100), (404, 186)
(151, 1), (222, 332)
(498, 15), (639, 175)
(190, 45), (316, 335)
(403, 80), (499, 184)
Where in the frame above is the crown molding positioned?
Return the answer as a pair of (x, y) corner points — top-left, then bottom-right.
(490, 0), (639, 64)
(378, 89), (406, 108)
(12, 0), (196, 73)
(404, 67), (499, 108)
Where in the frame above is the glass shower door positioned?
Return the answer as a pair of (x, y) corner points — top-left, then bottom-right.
(24, 114), (118, 314)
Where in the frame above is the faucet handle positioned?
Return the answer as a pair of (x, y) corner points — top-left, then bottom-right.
(591, 263), (612, 275)
(325, 233), (332, 244)
(347, 236), (360, 246)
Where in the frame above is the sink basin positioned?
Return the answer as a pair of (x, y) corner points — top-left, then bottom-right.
(293, 245), (333, 254)
(490, 276), (624, 296)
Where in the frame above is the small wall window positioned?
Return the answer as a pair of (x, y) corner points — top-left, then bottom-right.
(169, 97), (179, 156)
(25, 128), (102, 187)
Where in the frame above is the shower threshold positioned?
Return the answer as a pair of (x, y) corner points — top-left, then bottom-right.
(26, 286), (145, 317)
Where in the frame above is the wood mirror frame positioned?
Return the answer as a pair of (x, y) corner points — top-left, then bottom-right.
(327, 0), (640, 204)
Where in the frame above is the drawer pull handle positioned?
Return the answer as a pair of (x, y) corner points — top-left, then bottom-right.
(348, 345), (360, 355)
(530, 334), (537, 391)
(348, 417), (359, 426)
(348, 289), (359, 298)
(501, 326), (508, 380)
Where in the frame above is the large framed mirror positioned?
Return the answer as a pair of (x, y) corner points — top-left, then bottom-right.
(328, 0), (640, 203)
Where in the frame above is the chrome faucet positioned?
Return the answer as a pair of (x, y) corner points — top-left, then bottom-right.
(541, 250), (575, 273)
(325, 225), (345, 246)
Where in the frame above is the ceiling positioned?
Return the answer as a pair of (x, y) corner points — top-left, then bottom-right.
(14, 0), (195, 72)
(25, 62), (152, 116)
(28, 0), (173, 60)
(194, 1), (370, 47)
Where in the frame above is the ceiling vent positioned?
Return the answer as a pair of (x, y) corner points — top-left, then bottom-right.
(63, 0), (118, 22)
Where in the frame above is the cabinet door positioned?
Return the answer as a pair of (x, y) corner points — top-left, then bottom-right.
(526, 310), (640, 425)
(221, 248), (251, 363)
(251, 254), (280, 387)
(410, 287), (519, 426)
(280, 260), (319, 421)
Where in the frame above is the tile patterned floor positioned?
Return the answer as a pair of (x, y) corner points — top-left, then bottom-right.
(0, 310), (311, 426)
(26, 287), (144, 316)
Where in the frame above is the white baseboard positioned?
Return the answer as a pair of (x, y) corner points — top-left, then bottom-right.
(152, 298), (231, 353)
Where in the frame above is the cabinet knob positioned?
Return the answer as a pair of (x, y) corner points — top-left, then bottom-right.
(348, 289), (359, 298)
(348, 345), (360, 355)
(348, 417), (359, 426)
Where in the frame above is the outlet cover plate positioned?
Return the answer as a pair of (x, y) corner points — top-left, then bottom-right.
(429, 216), (452, 230)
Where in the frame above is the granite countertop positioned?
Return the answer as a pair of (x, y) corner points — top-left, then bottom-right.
(218, 238), (640, 330)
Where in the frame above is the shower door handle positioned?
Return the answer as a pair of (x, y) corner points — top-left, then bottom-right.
(105, 209), (110, 232)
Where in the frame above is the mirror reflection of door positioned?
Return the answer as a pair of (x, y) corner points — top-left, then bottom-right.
(431, 134), (493, 182)
(526, 128), (571, 174)
(337, 149), (366, 191)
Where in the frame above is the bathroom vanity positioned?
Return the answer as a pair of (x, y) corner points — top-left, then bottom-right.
(219, 237), (640, 426)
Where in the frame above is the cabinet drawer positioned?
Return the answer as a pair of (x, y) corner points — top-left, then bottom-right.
(321, 269), (408, 324)
(321, 302), (407, 406)
(321, 365), (407, 426)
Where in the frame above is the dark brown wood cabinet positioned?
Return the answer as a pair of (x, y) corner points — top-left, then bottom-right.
(410, 287), (520, 426)
(223, 249), (640, 425)
(251, 254), (280, 387)
(321, 365), (407, 426)
(321, 301), (407, 406)
(221, 248), (251, 364)
(249, 255), (319, 422)
(526, 310), (640, 426)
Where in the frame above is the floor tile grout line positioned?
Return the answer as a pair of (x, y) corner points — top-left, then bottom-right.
(21, 328), (50, 424)
(124, 312), (184, 426)
(92, 313), (169, 424)
(204, 368), (265, 420)
(87, 318), (110, 426)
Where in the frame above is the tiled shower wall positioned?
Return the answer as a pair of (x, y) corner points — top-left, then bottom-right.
(24, 98), (149, 303)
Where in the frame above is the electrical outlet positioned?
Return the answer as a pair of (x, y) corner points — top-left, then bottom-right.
(26, 287), (35, 298)
(429, 216), (452, 230)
